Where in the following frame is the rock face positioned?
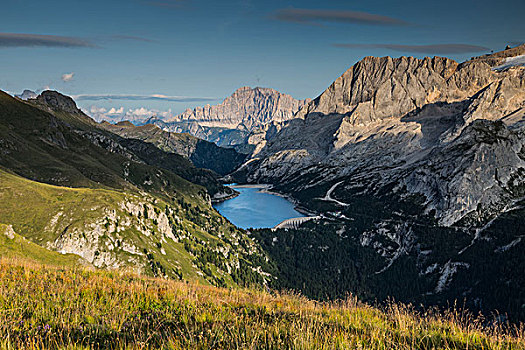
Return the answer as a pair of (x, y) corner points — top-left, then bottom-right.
(151, 87), (309, 149)
(168, 86), (309, 128)
(241, 45), (525, 226)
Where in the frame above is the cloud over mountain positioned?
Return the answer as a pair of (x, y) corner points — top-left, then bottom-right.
(85, 105), (173, 123)
(61, 73), (75, 82)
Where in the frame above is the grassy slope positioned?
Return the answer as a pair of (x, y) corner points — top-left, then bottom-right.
(0, 168), (272, 288)
(0, 168), (209, 283)
(0, 259), (523, 350)
(0, 91), (269, 288)
(0, 224), (81, 267)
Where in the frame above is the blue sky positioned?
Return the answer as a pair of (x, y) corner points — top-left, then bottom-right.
(1, 0), (523, 121)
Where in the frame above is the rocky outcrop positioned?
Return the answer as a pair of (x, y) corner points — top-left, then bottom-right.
(2, 225), (15, 239)
(35, 90), (83, 114)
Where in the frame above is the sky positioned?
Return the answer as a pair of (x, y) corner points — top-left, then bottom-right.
(1, 0), (523, 122)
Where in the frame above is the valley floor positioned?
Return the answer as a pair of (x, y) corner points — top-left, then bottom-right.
(0, 258), (523, 349)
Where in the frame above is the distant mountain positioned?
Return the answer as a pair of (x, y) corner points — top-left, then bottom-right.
(0, 89), (271, 287)
(237, 45), (525, 321)
(149, 86), (309, 150)
(15, 89), (37, 100)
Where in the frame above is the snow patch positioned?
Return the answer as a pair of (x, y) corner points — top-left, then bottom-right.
(493, 55), (525, 71)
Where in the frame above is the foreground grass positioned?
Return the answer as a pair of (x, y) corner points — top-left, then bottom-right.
(0, 259), (523, 349)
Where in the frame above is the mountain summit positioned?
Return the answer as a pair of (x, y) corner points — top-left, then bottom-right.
(168, 86), (309, 129)
(15, 89), (37, 100)
(149, 86), (309, 149)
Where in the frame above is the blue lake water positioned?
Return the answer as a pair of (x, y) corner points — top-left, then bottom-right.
(213, 185), (305, 229)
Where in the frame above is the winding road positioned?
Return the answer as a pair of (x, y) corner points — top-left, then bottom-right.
(320, 181), (349, 206)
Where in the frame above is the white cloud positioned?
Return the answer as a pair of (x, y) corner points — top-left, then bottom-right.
(108, 107), (124, 114)
(126, 107), (155, 118)
(83, 105), (174, 123)
(90, 106), (107, 114)
(61, 72), (74, 82)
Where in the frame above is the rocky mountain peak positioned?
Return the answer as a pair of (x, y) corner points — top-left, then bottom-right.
(241, 46), (525, 227)
(36, 90), (81, 114)
(469, 43), (525, 68)
(231, 86), (285, 98)
(167, 86), (309, 130)
(292, 50), (523, 131)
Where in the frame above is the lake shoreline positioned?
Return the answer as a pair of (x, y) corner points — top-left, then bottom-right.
(211, 188), (241, 204)
(213, 184), (308, 229)
(258, 186), (318, 217)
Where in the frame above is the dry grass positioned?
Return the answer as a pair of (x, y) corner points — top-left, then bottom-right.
(0, 258), (523, 349)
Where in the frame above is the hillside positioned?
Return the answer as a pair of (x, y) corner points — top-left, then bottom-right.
(1, 259), (523, 349)
(0, 224), (82, 267)
(148, 86), (309, 150)
(21, 91), (236, 198)
(234, 46), (525, 320)
(101, 121), (246, 176)
(0, 90), (271, 287)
